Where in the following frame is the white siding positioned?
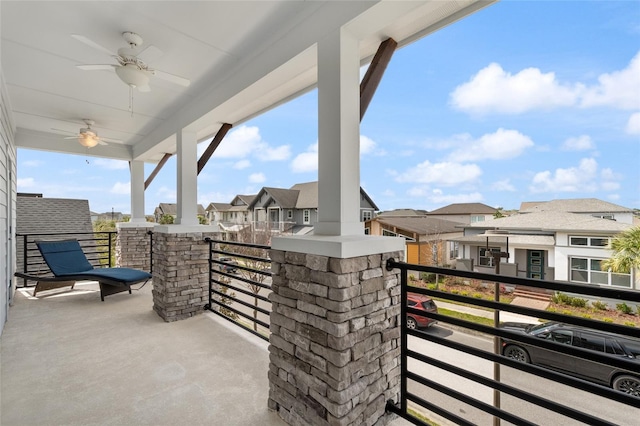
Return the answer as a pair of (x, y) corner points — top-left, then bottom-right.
(0, 71), (17, 335)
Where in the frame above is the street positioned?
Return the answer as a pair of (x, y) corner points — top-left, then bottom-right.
(408, 326), (637, 426)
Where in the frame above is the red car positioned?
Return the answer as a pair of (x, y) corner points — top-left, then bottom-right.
(407, 292), (438, 329)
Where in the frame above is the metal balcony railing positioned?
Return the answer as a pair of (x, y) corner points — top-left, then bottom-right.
(16, 231), (117, 287)
(203, 238), (272, 341)
(384, 259), (640, 426)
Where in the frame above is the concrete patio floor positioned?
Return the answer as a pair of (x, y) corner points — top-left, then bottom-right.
(1, 281), (285, 426)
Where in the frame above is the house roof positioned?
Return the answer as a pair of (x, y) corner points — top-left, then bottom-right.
(373, 217), (463, 236)
(251, 181), (378, 210)
(234, 195), (257, 206)
(377, 209), (428, 217)
(156, 203), (206, 216)
(206, 202), (232, 212)
(262, 187), (300, 209)
(519, 198), (632, 214)
(467, 211), (632, 233)
(17, 196), (93, 235)
(426, 203), (497, 215)
(290, 182), (318, 209)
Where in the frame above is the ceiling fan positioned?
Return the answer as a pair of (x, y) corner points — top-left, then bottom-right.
(52, 119), (119, 148)
(73, 31), (191, 92)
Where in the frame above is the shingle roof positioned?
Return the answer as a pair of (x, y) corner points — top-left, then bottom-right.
(157, 203), (206, 215)
(234, 194), (257, 206)
(206, 202), (231, 211)
(378, 209), (428, 217)
(374, 217), (464, 235)
(468, 211), (632, 232)
(290, 182), (317, 209)
(520, 198), (632, 214)
(263, 187), (300, 208)
(17, 196), (93, 235)
(426, 203), (497, 215)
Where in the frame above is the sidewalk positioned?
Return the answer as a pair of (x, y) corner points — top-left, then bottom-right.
(436, 300), (541, 324)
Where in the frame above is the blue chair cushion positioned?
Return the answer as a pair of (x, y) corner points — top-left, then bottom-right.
(82, 267), (152, 284)
(36, 239), (94, 275)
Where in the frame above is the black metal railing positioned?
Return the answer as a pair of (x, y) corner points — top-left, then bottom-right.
(203, 238), (272, 341)
(385, 259), (640, 426)
(16, 231), (117, 287)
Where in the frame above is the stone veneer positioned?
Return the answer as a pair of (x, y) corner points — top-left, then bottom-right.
(268, 248), (404, 426)
(116, 224), (154, 270)
(152, 231), (217, 322)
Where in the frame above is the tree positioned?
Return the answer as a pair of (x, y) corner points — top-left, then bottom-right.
(493, 209), (505, 219)
(602, 226), (640, 274)
(159, 214), (174, 224)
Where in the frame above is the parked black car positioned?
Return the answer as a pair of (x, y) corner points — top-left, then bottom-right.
(500, 322), (640, 397)
(218, 257), (239, 273)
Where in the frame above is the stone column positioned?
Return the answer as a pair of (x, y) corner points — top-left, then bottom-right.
(152, 226), (218, 322)
(268, 247), (404, 426)
(116, 222), (155, 270)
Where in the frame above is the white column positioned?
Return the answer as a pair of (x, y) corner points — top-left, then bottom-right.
(314, 27), (362, 236)
(176, 130), (198, 226)
(129, 160), (146, 223)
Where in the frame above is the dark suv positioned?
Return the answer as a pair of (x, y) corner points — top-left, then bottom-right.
(407, 293), (438, 329)
(217, 257), (239, 273)
(500, 322), (640, 397)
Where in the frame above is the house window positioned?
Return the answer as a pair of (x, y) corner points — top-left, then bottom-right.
(471, 215), (485, 223)
(364, 227), (370, 235)
(449, 241), (459, 259)
(287, 210), (293, 220)
(362, 210), (372, 221)
(592, 214), (614, 220)
(570, 236), (610, 247)
(479, 247), (501, 267)
(570, 257), (631, 287)
(303, 209), (310, 224)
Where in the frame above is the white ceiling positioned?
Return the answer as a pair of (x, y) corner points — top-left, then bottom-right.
(2, 0), (494, 164)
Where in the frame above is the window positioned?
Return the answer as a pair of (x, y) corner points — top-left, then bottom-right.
(479, 247), (501, 267)
(569, 236), (610, 247)
(362, 210), (372, 221)
(449, 241), (459, 259)
(287, 210), (293, 220)
(303, 209), (310, 224)
(570, 257), (631, 287)
(592, 214), (614, 220)
(574, 332), (605, 352)
(364, 227), (370, 235)
(471, 215), (485, 223)
(546, 329), (573, 345)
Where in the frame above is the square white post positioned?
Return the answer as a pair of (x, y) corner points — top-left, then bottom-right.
(176, 130), (198, 226)
(129, 160), (146, 223)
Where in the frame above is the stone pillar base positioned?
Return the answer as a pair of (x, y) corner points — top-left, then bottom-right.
(268, 245), (404, 426)
(116, 223), (155, 270)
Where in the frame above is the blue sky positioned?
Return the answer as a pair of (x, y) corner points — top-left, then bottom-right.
(17, 1), (640, 215)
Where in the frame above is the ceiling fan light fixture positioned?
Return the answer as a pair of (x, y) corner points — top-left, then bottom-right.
(115, 64), (149, 88)
(78, 132), (99, 148)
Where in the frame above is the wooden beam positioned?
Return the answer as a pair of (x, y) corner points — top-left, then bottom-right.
(197, 123), (233, 175)
(144, 153), (172, 190)
(360, 38), (397, 121)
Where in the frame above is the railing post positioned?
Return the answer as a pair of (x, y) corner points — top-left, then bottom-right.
(108, 231), (114, 267)
(22, 234), (28, 287)
(148, 230), (154, 274)
(399, 260), (408, 417)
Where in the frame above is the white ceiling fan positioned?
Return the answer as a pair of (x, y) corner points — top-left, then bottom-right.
(73, 31), (191, 92)
(52, 119), (119, 148)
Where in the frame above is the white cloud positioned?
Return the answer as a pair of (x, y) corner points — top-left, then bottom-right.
(626, 112), (640, 135)
(156, 186), (176, 202)
(213, 125), (290, 161)
(580, 51), (640, 110)
(110, 182), (130, 195)
(395, 161), (482, 186)
(291, 144), (318, 173)
(382, 189), (395, 197)
(562, 135), (595, 151)
(529, 158), (604, 193)
(22, 160), (43, 167)
(427, 190), (484, 205)
(450, 51), (640, 115)
(450, 63), (579, 114)
(233, 160), (251, 170)
(491, 179), (516, 192)
(17, 177), (35, 189)
(446, 129), (534, 161)
(94, 159), (128, 170)
(360, 135), (386, 156)
(249, 173), (266, 183)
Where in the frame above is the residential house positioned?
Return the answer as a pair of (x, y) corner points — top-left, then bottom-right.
(451, 199), (637, 290)
(205, 202), (231, 224)
(426, 202), (498, 224)
(377, 208), (428, 217)
(154, 203), (206, 224)
(366, 216), (463, 267)
(249, 181), (378, 234)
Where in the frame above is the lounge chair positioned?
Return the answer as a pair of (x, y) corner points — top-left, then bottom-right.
(15, 239), (152, 301)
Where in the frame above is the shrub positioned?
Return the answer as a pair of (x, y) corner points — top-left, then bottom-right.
(603, 318), (614, 323)
(547, 307), (557, 313)
(616, 303), (633, 315)
(581, 314), (592, 319)
(427, 284), (438, 291)
(451, 290), (459, 295)
(562, 310), (573, 316)
(637, 305), (640, 316)
(473, 293), (483, 299)
(624, 321), (636, 327)
(591, 300), (608, 311)
(421, 272), (437, 283)
(552, 292), (573, 305)
(409, 274), (417, 282)
(570, 298), (588, 308)
(460, 291), (469, 297)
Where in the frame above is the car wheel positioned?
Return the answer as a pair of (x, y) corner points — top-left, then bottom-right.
(504, 345), (530, 363)
(613, 375), (640, 397)
(407, 317), (418, 330)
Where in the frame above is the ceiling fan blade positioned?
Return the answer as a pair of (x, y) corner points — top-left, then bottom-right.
(138, 84), (151, 93)
(97, 140), (109, 146)
(77, 64), (117, 71)
(51, 128), (77, 135)
(63, 136), (79, 140)
(137, 45), (163, 64)
(151, 69), (191, 87)
(71, 34), (117, 57)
